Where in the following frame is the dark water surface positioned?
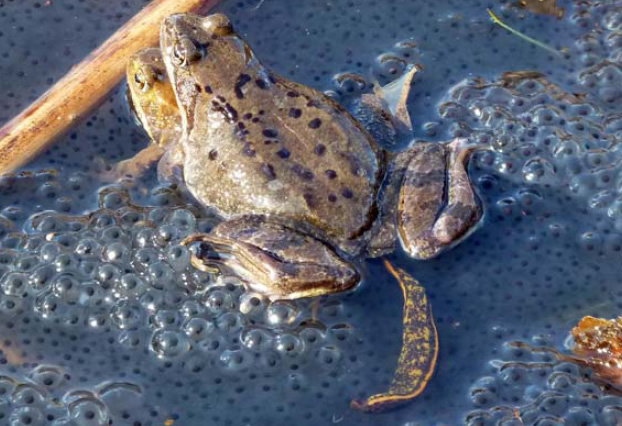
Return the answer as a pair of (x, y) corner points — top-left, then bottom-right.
(1, 0), (622, 424)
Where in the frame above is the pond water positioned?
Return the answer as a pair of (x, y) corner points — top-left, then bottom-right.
(1, 0), (622, 424)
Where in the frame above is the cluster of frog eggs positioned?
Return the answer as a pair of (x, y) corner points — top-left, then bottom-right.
(569, 0), (622, 109)
(464, 334), (622, 426)
(427, 1), (622, 232)
(0, 181), (355, 376)
(0, 364), (148, 426)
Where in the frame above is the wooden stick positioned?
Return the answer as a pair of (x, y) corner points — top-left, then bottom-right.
(0, 0), (220, 174)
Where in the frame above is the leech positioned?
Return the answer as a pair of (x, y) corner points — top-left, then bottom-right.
(351, 259), (438, 413)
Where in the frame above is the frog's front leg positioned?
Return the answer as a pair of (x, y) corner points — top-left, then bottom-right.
(97, 143), (164, 182)
(398, 138), (483, 260)
(181, 215), (359, 300)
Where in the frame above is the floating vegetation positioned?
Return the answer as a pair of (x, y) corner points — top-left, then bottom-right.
(487, 8), (564, 57)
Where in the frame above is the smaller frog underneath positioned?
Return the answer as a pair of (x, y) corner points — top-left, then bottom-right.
(114, 13), (484, 300)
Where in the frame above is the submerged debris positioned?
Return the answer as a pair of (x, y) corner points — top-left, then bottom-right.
(515, 0), (565, 19)
(570, 316), (622, 388)
(487, 8), (564, 56)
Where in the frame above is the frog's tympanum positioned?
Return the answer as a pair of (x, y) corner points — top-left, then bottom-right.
(116, 12), (485, 412)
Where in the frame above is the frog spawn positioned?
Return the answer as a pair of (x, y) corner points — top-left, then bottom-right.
(2, 183), (355, 363)
(0, 179), (365, 422)
(416, 0), (622, 247)
(0, 363), (148, 426)
(464, 333), (622, 426)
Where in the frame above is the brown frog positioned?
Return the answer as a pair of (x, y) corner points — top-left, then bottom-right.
(116, 13), (483, 300)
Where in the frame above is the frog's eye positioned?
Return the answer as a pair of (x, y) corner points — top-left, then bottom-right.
(173, 38), (204, 66)
(133, 66), (158, 92)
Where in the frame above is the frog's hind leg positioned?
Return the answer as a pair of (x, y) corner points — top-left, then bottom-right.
(181, 215), (359, 300)
(350, 65), (419, 147)
(398, 138), (483, 260)
(374, 65), (419, 136)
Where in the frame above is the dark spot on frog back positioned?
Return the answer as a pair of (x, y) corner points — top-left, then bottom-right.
(234, 73), (251, 99)
(308, 118), (322, 129)
(291, 164), (314, 181)
(288, 108), (302, 118)
(325, 169), (337, 179)
(276, 148), (290, 159)
(303, 192), (316, 208)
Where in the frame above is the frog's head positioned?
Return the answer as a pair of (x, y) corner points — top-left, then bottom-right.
(161, 13), (254, 126)
(126, 48), (181, 148)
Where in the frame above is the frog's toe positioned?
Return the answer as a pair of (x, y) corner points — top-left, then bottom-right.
(182, 216), (359, 300)
(397, 139), (483, 260)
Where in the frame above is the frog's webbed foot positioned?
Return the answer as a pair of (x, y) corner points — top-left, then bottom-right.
(181, 216), (359, 300)
(351, 260), (437, 413)
(351, 65), (419, 147)
(398, 138), (484, 260)
(95, 144), (164, 183)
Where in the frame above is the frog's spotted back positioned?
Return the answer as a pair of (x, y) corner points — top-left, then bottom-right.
(160, 13), (383, 249)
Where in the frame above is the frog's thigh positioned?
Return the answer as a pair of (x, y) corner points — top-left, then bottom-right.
(185, 216), (359, 300)
(367, 149), (417, 257)
(397, 143), (447, 259)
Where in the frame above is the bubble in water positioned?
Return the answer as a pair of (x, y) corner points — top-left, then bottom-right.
(9, 406), (46, 426)
(241, 328), (274, 352)
(113, 273), (146, 300)
(1, 272), (28, 297)
(28, 365), (66, 390)
(66, 395), (109, 426)
(266, 301), (299, 327)
(150, 330), (191, 359)
(522, 157), (557, 184)
(110, 302), (144, 330)
(166, 245), (190, 272)
(274, 333), (305, 357)
(102, 242), (129, 264)
(182, 317), (215, 341)
(220, 348), (253, 371)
